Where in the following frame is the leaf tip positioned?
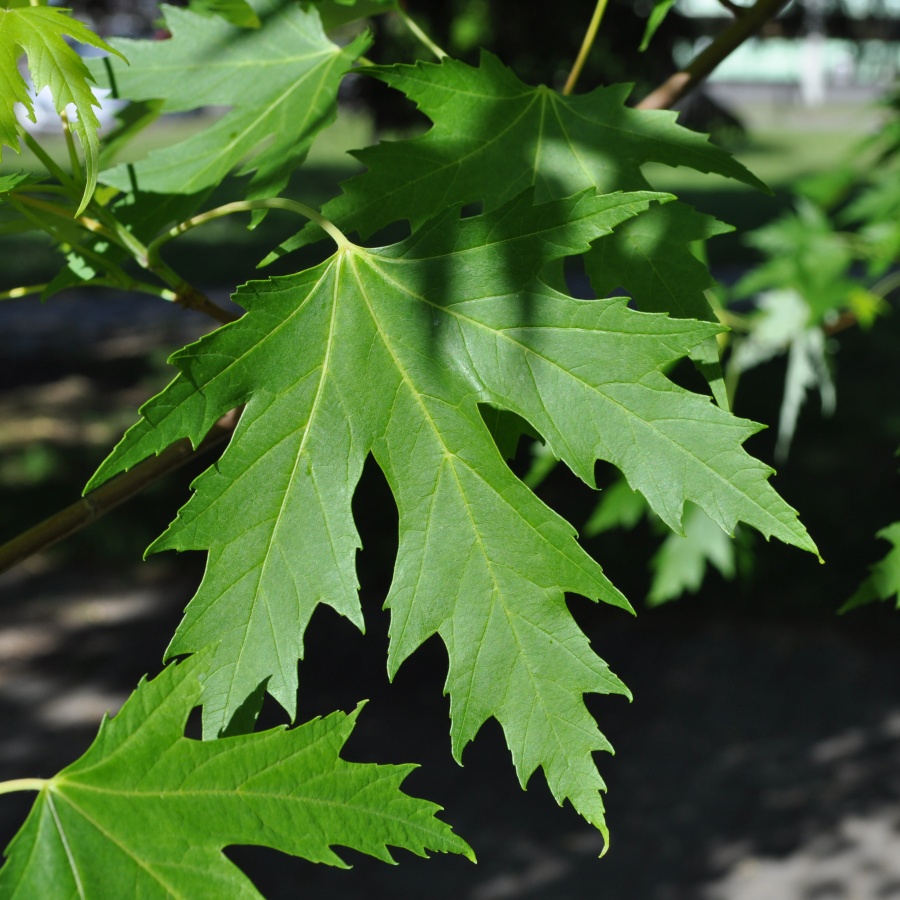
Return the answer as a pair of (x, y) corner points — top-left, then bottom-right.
(598, 827), (610, 858)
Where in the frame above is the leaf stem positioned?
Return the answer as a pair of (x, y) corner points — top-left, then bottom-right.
(147, 198), (353, 261)
(0, 418), (236, 576)
(9, 196), (234, 323)
(21, 131), (78, 193)
(0, 283), (48, 301)
(396, 8), (447, 59)
(11, 194), (115, 243)
(636, 0), (789, 110)
(0, 778), (45, 795)
(871, 269), (900, 299)
(59, 109), (84, 184)
(562, 0), (610, 96)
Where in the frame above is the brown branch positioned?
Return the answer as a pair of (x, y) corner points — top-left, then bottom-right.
(0, 416), (237, 575)
(636, 0), (789, 110)
(171, 283), (240, 325)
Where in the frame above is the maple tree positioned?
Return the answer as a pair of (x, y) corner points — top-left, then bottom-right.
(0, 0), (847, 891)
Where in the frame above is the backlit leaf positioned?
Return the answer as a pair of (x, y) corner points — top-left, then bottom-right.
(0, 6), (124, 214)
(88, 189), (815, 841)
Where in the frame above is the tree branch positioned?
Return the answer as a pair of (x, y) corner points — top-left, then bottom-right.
(636, 0), (789, 110)
(0, 416), (237, 575)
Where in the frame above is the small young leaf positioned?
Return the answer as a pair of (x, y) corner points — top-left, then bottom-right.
(728, 290), (835, 461)
(0, 655), (472, 897)
(0, 6), (125, 214)
(639, 0), (678, 52)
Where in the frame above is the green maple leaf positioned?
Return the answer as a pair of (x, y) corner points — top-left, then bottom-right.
(88, 189), (815, 841)
(263, 52), (765, 264)
(0, 6), (124, 215)
(842, 521), (900, 613)
(0, 654), (472, 897)
(92, 0), (369, 202)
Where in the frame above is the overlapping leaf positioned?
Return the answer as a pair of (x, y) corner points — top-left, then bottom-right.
(92, 0), (369, 202)
(313, 0), (398, 31)
(0, 655), (471, 897)
(585, 200), (733, 406)
(88, 188), (815, 839)
(262, 51), (740, 400)
(263, 51), (764, 263)
(0, 6), (123, 214)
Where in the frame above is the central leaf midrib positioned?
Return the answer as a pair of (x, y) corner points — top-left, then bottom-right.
(349, 254), (604, 751)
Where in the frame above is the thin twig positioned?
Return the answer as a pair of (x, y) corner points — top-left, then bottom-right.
(147, 198), (352, 261)
(144, 197), (353, 325)
(717, 0), (748, 15)
(563, 0), (610, 96)
(636, 0), (789, 110)
(58, 109), (84, 184)
(0, 418), (237, 576)
(396, 8), (447, 59)
(0, 283), (48, 301)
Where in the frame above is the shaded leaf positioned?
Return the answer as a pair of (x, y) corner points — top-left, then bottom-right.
(648, 502), (736, 606)
(263, 52), (765, 263)
(313, 0), (398, 31)
(93, 0), (370, 205)
(187, 0), (261, 28)
(583, 478), (648, 537)
(585, 200), (732, 406)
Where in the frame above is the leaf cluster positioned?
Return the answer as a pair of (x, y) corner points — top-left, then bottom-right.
(0, 0), (822, 891)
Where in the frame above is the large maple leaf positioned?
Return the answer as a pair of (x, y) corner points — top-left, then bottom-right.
(92, 0), (369, 201)
(263, 52), (764, 263)
(88, 189), (815, 840)
(0, 655), (471, 897)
